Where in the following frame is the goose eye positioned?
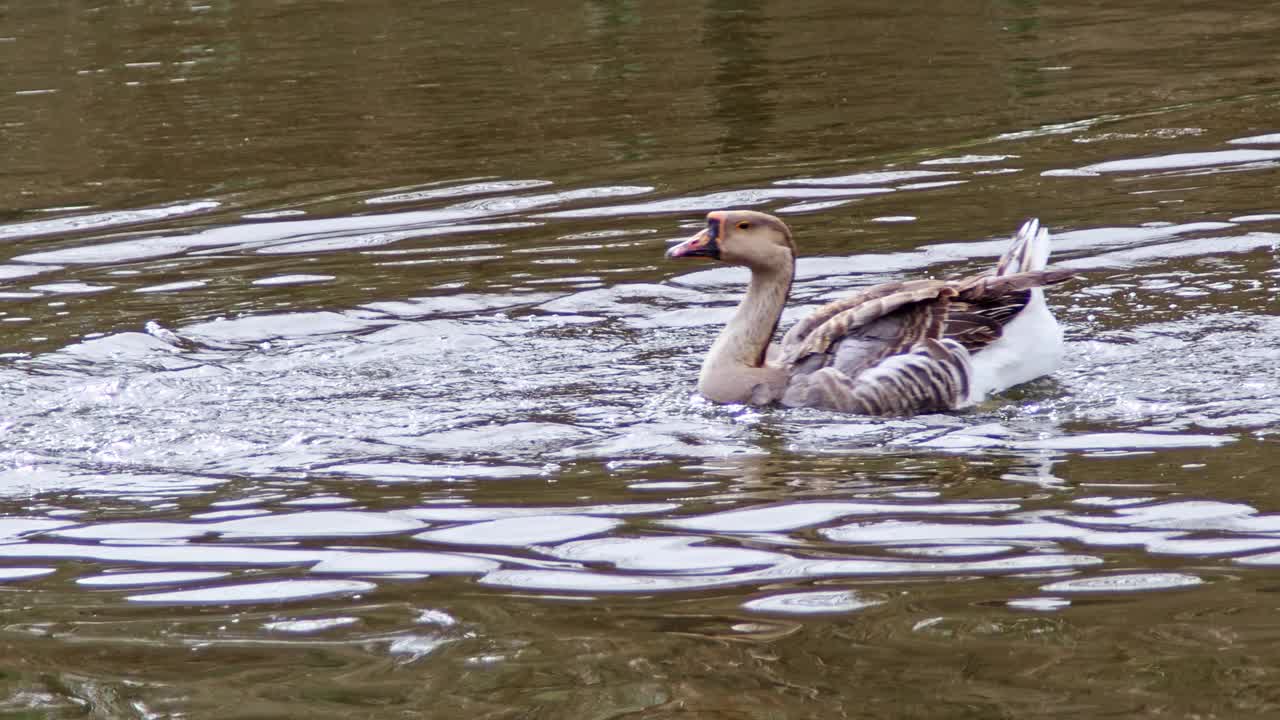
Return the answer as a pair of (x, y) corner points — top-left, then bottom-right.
(736, 221), (751, 230)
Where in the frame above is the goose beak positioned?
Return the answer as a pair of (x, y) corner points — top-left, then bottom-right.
(666, 228), (720, 260)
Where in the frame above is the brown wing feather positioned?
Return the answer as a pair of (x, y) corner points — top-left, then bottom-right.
(782, 270), (1073, 360)
(781, 280), (952, 363)
(943, 310), (1003, 352)
(779, 279), (946, 354)
(941, 269), (1076, 353)
(954, 268), (1075, 300)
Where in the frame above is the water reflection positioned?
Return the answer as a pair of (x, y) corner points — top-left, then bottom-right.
(2, 0), (1280, 716)
(705, 0), (775, 156)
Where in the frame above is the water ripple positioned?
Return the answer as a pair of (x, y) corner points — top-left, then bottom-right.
(76, 571), (230, 587)
(127, 579), (376, 605)
(0, 201), (220, 242)
(741, 589), (882, 615)
(1, 164), (1277, 618)
(415, 515), (622, 546)
(663, 500), (1022, 533)
(1039, 572), (1204, 594)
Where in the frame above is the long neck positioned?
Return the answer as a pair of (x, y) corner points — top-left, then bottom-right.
(700, 251), (794, 394)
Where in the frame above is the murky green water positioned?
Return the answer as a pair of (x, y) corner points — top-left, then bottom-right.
(2, 1), (1279, 717)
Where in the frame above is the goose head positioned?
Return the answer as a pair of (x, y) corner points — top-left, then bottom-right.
(666, 210), (794, 271)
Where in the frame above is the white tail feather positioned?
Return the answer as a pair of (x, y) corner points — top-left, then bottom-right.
(996, 218), (1052, 275)
(971, 218), (1063, 402)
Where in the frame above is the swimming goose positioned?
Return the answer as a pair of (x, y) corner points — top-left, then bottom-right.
(665, 211), (1073, 415)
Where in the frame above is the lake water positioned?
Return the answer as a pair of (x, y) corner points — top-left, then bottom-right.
(2, 1), (1279, 717)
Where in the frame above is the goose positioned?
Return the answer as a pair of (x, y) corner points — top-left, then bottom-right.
(665, 210), (1073, 415)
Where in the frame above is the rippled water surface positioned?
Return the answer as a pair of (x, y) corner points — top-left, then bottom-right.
(2, 1), (1280, 717)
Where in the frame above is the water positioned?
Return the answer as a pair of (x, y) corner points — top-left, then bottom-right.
(2, 1), (1279, 716)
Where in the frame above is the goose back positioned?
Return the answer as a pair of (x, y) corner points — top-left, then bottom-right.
(774, 270), (1072, 414)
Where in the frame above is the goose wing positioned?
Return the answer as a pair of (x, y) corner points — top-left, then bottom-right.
(775, 270), (1074, 416)
(944, 269), (1075, 352)
(777, 280), (972, 414)
(779, 279), (952, 372)
(774, 219), (1074, 415)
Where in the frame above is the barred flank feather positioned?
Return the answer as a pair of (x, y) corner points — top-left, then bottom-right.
(786, 339), (972, 415)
